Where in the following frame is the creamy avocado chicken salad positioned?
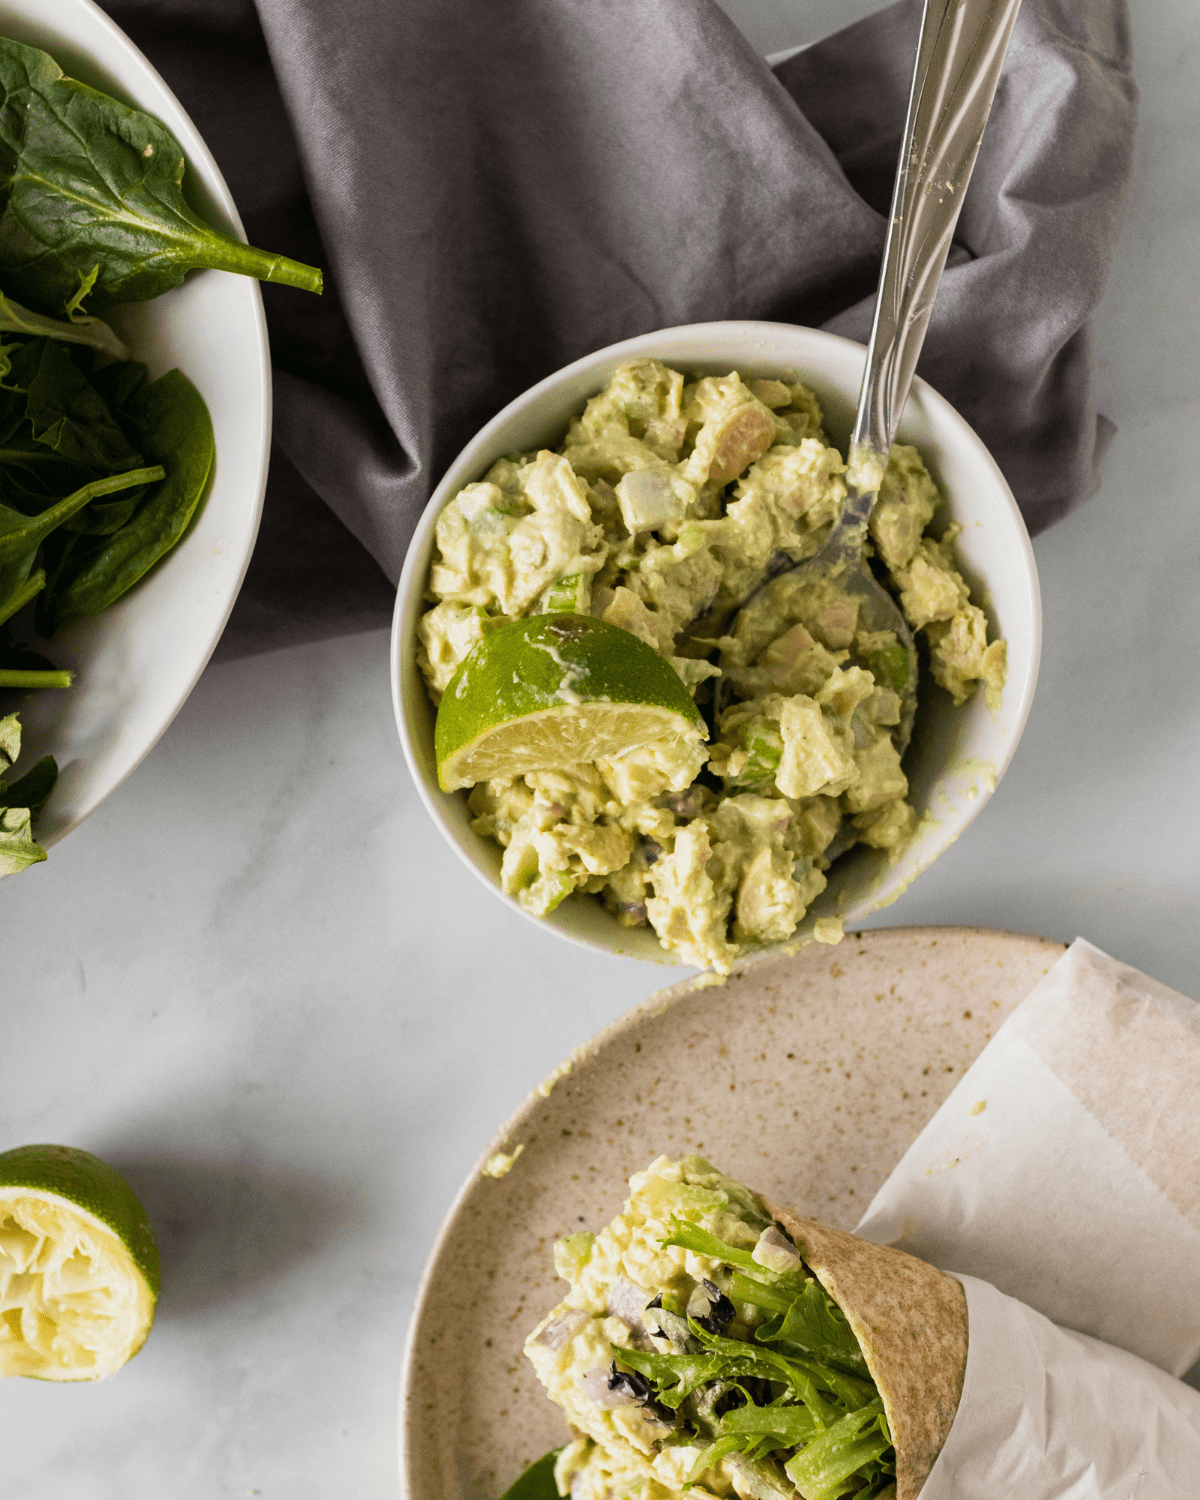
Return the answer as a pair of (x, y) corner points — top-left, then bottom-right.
(525, 1156), (896, 1500)
(417, 360), (1005, 970)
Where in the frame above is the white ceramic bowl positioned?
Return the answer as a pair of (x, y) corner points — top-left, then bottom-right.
(392, 322), (1040, 966)
(0, 0), (269, 847)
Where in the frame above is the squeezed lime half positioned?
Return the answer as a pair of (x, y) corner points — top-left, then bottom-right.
(0, 1143), (160, 1381)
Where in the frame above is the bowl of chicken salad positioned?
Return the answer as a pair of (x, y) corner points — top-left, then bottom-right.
(392, 322), (1040, 972)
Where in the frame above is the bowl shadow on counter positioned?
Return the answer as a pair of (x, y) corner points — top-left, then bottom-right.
(104, 1152), (364, 1317)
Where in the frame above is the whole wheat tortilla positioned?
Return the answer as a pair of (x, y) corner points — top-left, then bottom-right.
(767, 1202), (968, 1500)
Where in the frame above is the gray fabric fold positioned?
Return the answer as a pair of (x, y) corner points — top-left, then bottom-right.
(790, 0), (1136, 533)
(101, 0), (1136, 657)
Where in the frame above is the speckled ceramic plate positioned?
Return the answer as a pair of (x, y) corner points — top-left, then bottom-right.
(400, 926), (1065, 1499)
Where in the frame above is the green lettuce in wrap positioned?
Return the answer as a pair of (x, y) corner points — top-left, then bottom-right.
(521, 1156), (966, 1500)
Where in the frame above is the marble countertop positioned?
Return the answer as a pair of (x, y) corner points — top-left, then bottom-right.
(3, 2), (1198, 1495)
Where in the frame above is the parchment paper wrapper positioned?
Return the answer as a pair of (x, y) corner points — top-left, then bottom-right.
(763, 1209), (1200, 1499)
(844, 937), (1200, 1494)
(855, 938), (1200, 1377)
(922, 1275), (1200, 1499)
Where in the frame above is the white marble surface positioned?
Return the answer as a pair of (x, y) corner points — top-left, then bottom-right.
(3, 1), (1199, 1494)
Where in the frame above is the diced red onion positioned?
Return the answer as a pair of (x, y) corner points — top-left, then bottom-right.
(752, 1225), (802, 1274)
(607, 1276), (652, 1330)
(577, 1365), (638, 1407)
(531, 1309), (589, 1351)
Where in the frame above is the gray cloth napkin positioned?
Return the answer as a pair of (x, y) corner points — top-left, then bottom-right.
(103, 0), (1136, 660)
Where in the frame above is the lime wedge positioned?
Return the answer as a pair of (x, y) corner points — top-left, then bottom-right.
(435, 614), (704, 791)
(0, 1143), (160, 1381)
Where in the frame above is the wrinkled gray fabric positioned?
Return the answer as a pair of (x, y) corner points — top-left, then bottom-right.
(792, 0), (1136, 532)
(103, 0), (1136, 658)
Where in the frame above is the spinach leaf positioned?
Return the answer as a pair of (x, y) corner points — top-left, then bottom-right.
(0, 709), (20, 768)
(0, 338), (142, 514)
(0, 465), (165, 608)
(0, 624), (54, 672)
(0, 290), (128, 363)
(0, 621), (71, 686)
(25, 339), (145, 474)
(0, 752), (57, 818)
(494, 1451), (562, 1500)
(37, 370), (213, 634)
(0, 38), (323, 312)
(0, 711), (52, 876)
(0, 802), (46, 875)
(0, 567), (43, 627)
(0, 35), (266, 860)
(91, 358), (151, 414)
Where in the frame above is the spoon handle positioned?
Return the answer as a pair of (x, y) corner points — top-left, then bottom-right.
(851, 0), (1023, 471)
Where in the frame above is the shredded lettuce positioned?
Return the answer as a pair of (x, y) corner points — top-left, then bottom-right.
(663, 1216), (868, 1376)
(685, 1431), (761, 1484)
(661, 1216), (764, 1273)
(728, 1268), (797, 1315)
(604, 1209), (896, 1500)
(783, 1402), (893, 1499)
(754, 1280), (870, 1376)
(611, 1343), (728, 1412)
(681, 1394), (893, 1498)
(719, 1402), (821, 1446)
(689, 1324), (854, 1420)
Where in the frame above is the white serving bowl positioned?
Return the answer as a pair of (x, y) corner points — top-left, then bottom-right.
(392, 321), (1040, 967)
(0, 0), (269, 847)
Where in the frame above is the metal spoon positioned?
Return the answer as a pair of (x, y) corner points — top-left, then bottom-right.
(725, 0), (1023, 752)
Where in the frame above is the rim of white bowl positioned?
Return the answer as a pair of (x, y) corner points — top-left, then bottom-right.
(392, 320), (1041, 966)
(2, 0), (270, 847)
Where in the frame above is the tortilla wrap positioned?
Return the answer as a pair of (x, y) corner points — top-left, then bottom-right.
(769, 1203), (968, 1500)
